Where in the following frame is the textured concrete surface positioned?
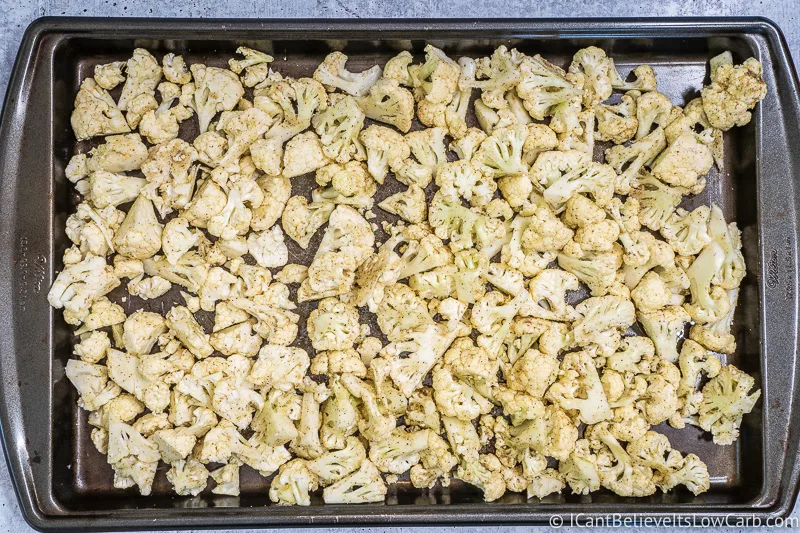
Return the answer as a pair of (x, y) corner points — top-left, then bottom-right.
(1, 1), (800, 532)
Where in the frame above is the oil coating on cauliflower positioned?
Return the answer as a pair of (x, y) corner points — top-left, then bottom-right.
(701, 52), (767, 131)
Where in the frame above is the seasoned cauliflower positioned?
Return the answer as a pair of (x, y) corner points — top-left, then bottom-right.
(701, 52), (767, 130)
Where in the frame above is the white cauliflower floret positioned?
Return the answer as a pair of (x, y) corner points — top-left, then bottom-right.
(231, 291), (300, 345)
(65, 202), (124, 257)
(660, 206), (712, 256)
(187, 64), (244, 133)
(436, 160), (497, 208)
(71, 78), (131, 140)
(708, 204), (746, 289)
(697, 364), (760, 445)
(376, 283), (433, 341)
(269, 458), (320, 506)
(117, 49), (162, 112)
(637, 305), (691, 363)
(229, 46), (274, 86)
(546, 350), (612, 424)
(634, 91), (673, 139)
(210, 321), (262, 357)
(94, 61), (126, 90)
(281, 196), (335, 249)
(521, 205), (573, 252)
(609, 62), (657, 91)
(369, 427), (431, 475)
(571, 295), (636, 357)
(605, 129), (667, 195)
(569, 46), (613, 108)
(322, 459), (387, 504)
(541, 161), (616, 213)
(165, 458), (209, 496)
(428, 190), (506, 253)
(356, 78), (415, 133)
(473, 124), (528, 179)
(557, 241), (623, 297)
(432, 365), (493, 421)
(359, 125), (409, 184)
(112, 195), (162, 260)
(585, 422), (657, 497)
(48, 254), (120, 325)
(65, 359), (121, 411)
(408, 45), (460, 105)
(690, 288), (739, 354)
(128, 275), (171, 300)
(122, 310), (166, 356)
(314, 52), (382, 97)
(86, 171), (147, 210)
(504, 348), (560, 399)
(249, 345), (309, 392)
(516, 54), (583, 120)
(701, 52), (767, 130)
(165, 305), (213, 359)
(684, 243), (731, 325)
(247, 225), (288, 268)
(153, 408), (217, 463)
(379, 184), (427, 224)
(312, 95), (366, 164)
(161, 53), (191, 85)
(559, 439), (601, 495)
(282, 131), (330, 178)
(87, 134), (148, 175)
(409, 431), (458, 489)
(677, 339), (722, 401)
(631, 271), (673, 314)
(308, 436), (366, 486)
(651, 131), (713, 189)
(524, 269), (581, 321)
(595, 93), (638, 144)
(74, 297), (126, 334)
(313, 161), (375, 211)
(210, 463), (240, 496)
(107, 419), (160, 495)
(308, 297), (360, 351)
(74, 330), (111, 364)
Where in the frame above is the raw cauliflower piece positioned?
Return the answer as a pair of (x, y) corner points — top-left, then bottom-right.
(210, 464), (240, 496)
(117, 49), (162, 112)
(165, 305), (213, 359)
(247, 225), (289, 268)
(269, 458), (320, 506)
(112, 195), (162, 260)
(314, 52), (382, 97)
(322, 459), (387, 504)
(283, 131), (331, 178)
(186, 64), (244, 133)
(408, 45), (460, 105)
(47, 254), (120, 326)
(94, 61), (126, 90)
(651, 131), (713, 189)
(701, 52), (767, 130)
(546, 350), (612, 424)
(71, 79), (131, 140)
(307, 297), (360, 351)
(356, 78), (415, 133)
(697, 364), (761, 445)
(65, 359), (121, 411)
(281, 196), (335, 249)
(379, 184), (427, 224)
(74, 330), (111, 364)
(106, 419), (160, 495)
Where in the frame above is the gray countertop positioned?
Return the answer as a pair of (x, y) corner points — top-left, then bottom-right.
(1, 1), (799, 532)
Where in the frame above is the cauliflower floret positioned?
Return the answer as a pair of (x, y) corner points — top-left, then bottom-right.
(94, 61), (126, 90)
(249, 344), (309, 391)
(408, 45), (460, 105)
(569, 46), (613, 108)
(516, 54), (584, 120)
(637, 305), (690, 363)
(112, 195), (162, 260)
(307, 436), (366, 487)
(313, 161), (375, 211)
(378, 184), (427, 224)
(122, 310), (166, 356)
(65, 359), (121, 411)
(369, 427), (431, 474)
(322, 459), (387, 504)
(432, 365), (493, 421)
(605, 129), (667, 195)
(546, 350), (612, 424)
(359, 125), (409, 184)
(356, 78), (415, 133)
(697, 364), (761, 445)
(559, 439), (601, 495)
(282, 131), (330, 178)
(281, 196), (335, 249)
(689, 288), (739, 354)
(428, 190), (507, 253)
(165, 305), (213, 359)
(541, 161), (616, 213)
(571, 295), (636, 357)
(153, 408), (217, 463)
(86, 134), (148, 176)
(707, 204), (746, 290)
(74, 330), (111, 364)
(472, 124), (528, 179)
(521, 205), (573, 252)
(651, 131), (713, 189)
(701, 52), (767, 130)
(660, 206), (712, 256)
(314, 52), (382, 97)
(308, 297), (360, 351)
(48, 254), (120, 325)
(160, 53), (191, 85)
(595, 93), (638, 144)
(557, 241), (623, 297)
(436, 160), (497, 208)
(609, 62), (657, 92)
(268, 458), (320, 507)
(229, 46), (274, 86)
(65, 202), (125, 257)
(210, 463), (240, 496)
(73, 297), (126, 335)
(634, 91), (673, 140)
(186, 64), (244, 133)
(117, 49), (162, 112)
(71, 78), (131, 140)
(231, 288), (300, 345)
(209, 321), (262, 357)
(106, 419), (160, 495)
(631, 271), (674, 314)
(585, 422), (656, 497)
(247, 225), (288, 268)
(312, 95), (366, 164)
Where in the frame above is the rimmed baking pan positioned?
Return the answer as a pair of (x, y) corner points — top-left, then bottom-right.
(0, 16), (799, 531)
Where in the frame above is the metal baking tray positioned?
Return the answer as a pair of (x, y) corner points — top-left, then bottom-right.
(1, 16), (799, 531)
